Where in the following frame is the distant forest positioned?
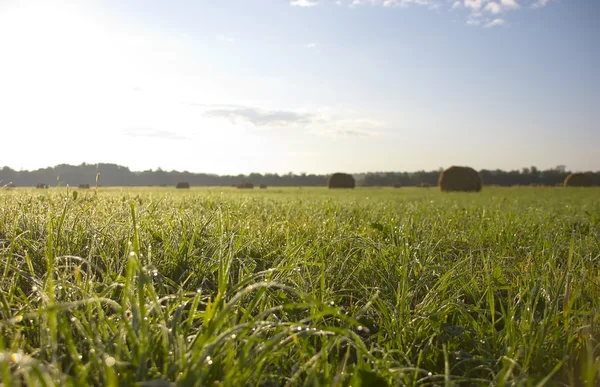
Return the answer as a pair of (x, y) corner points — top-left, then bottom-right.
(1, 163), (599, 187)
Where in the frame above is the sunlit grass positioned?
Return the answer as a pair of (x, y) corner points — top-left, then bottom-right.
(0, 187), (599, 385)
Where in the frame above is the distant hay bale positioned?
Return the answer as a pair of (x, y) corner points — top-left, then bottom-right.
(237, 182), (254, 189)
(438, 166), (482, 192)
(259, 184), (267, 189)
(176, 182), (190, 189)
(564, 173), (592, 187)
(393, 183), (401, 188)
(36, 183), (49, 189)
(78, 184), (90, 189)
(328, 173), (355, 189)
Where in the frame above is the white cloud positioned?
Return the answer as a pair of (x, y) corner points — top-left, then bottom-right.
(500, 0), (520, 10)
(531, 0), (550, 9)
(452, 1), (462, 8)
(464, 0), (483, 10)
(290, 0), (319, 7)
(485, 18), (505, 27)
(485, 2), (502, 13)
(304, 42), (317, 48)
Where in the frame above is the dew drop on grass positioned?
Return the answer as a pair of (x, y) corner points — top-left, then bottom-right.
(10, 353), (22, 364)
(205, 356), (213, 365)
(89, 349), (96, 354)
(427, 372), (432, 377)
(231, 334), (237, 339)
(357, 326), (363, 331)
(70, 317), (77, 322)
(105, 356), (116, 367)
(143, 317), (148, 321)
(32, 286), (38, 292)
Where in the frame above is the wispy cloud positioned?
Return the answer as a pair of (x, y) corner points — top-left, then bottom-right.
(197, 104), (385, 137)
(329, 0), (547, 28)
(531, 0), (550, 9)
(467, 12), (483, 25)
(217, 34), (237, 43)
(202, 106), (314, 127)
(290, 0), (319, 7)
(345, 0), (441, 8)
(315, 119), (385, 137)
(304, 42), (317, 48)
(485, 18), (505, 27)
(124, 128), (187, 140)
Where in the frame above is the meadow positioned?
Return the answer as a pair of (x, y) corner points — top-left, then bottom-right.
(0, 186), (598, 386)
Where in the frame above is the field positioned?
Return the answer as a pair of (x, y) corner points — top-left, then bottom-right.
(0, 186), (599, 386)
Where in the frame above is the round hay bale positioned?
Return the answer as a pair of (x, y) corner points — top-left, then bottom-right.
(176, 182), (190, 189)
(564, 173), (592, 187)
(438, 166), (482, 192)
(393, 183), (401, 188)
(237, 182), (254, 189)
(328, 173), (355, 189)
(259, 184), (267, 189)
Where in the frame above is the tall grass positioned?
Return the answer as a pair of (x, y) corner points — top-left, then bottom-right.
(0, 187), (598, 385)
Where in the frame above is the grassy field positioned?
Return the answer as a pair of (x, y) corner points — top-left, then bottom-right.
(0, 186), (598, 386)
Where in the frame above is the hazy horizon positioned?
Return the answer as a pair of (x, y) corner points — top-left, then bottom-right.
(1, 0), (598, 175)
(1, 161), (596, 176)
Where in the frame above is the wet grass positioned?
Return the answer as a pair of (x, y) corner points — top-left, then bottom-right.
(0, 186), (599, 386)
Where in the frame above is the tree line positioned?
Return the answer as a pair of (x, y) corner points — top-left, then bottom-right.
(0, 163), (598, 188)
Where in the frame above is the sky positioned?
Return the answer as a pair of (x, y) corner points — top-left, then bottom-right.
(0, 0), (598, 174)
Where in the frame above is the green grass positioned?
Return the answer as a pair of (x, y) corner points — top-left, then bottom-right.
(0, 186), (599, 386)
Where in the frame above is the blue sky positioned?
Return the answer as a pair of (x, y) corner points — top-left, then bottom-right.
(0, 0), (597, 174)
